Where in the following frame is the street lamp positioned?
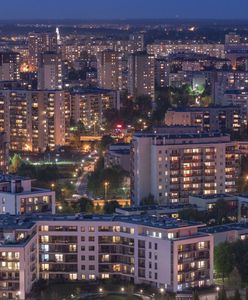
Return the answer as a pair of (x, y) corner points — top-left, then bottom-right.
(121, 287), (125, 293)
(104, 182), (109, 200)
(160, 288), (165, 294)
(99, 288), (103, 294)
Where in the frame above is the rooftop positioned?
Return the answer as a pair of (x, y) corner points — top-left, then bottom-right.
(201, 222), (248, 234)
(0, 213), (203, 231)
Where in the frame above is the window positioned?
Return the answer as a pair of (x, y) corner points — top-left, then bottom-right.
(81, 256), (85, 260)
(89, 265), (95, 270)
(69, 273), (77, 280)
(81, 274), (86, 280)
(89, 236), (95, 242)
(41, 225), (49, 232)
(81, 237), (85, 242)
(89, 227), (95, 232)
(101, 273), (109, 279)
(154, 243), (157, 250)
(55, 254), (63, 262)
(81, 227), (85, 232)
(89, 274), (96, 280)
(89, 246), (95, 251)
(81, 265), (85, 270)
(89, 256), (95, 261)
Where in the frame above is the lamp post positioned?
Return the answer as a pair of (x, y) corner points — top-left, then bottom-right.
(104, 182), (109, 200)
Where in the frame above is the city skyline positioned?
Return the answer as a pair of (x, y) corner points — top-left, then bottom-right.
(2, 0), (248, 20)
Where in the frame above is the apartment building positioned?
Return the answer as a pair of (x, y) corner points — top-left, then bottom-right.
(147, 43), (225, 59)
(97, 49), (122, 90)
(131, 127), (239, 205)
(70, 87), (118, 131)
(37, 51), (62, 90)
(0, 132), (9, 174)
(0, 175), (55, 215)
(128, 51), (155, 101)
(0, 217), (38, 300)
(0, 89), (66, 152)
(0, 214), (214, 299)
(164, 106), (241, 133)
(201, 222), (248, 246)
(0, 52), (20, 81)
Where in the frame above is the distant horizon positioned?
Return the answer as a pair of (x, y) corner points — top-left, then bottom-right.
(1, 17), (248, 23)
(2, 0), (248, 21)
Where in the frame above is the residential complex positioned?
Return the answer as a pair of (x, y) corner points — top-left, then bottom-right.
(131, 127), (239, 205)
(0, 214), (213, 299)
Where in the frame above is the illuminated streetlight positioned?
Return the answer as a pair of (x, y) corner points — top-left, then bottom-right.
(160, 288), (165, 294)
(104, 182), (109, 200)
(99, 288), (103, 293)
(121, 287), (125, 293)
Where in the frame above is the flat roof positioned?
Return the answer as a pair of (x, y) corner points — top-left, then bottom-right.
(201, 222), (248, 234)
(0, 213), (202, 231)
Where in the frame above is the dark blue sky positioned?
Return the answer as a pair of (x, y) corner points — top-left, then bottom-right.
(3, 0), (248, 20)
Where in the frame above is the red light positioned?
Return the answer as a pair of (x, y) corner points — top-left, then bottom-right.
(116, 124), (123, 129)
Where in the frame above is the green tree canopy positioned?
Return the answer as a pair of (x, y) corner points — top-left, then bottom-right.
(214, 242), (234, 282)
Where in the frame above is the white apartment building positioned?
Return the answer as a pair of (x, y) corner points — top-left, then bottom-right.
(131, 127), (239, 205)
(0, 214), (213, 299)
(0, 175), (55, 215)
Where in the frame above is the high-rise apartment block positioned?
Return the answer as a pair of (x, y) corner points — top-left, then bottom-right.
(38, 51), (62, 90)
(0, 52), (20, 81)
(71, 88), (118, 131)
(0, 90), (66, 152)
(28, 32), (58, 71)
(97, 50), (122, 90)
(0, 214), (213, 299)
(128, 52), (155, 100)
(131, 127), (239, 205)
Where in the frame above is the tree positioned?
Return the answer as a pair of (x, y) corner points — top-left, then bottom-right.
(233, 289), (241, 300)
(218, 287), (228, 300)
(103, 200), (120, 214)
(214, 242), (234, 282)
(210, 198), (230, 225)
(192, 290), (199, 300)
(9, 154), (23, 173)
(99, 135), (114, 153)
(78, 197), (94, 213)
(232, 239), (248, 282)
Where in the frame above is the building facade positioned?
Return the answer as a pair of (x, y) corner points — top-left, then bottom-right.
(0, 175), (55, 215)
(131, 127), (239, 205)
(0, 214), (214, 299)
(128, 52), (155, 101)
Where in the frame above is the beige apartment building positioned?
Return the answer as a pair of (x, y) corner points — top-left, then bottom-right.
(0, 214), (213, 299)
(131, 127), (239, 205)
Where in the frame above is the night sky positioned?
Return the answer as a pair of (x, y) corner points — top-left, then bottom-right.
(3, 0), (248, 20)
